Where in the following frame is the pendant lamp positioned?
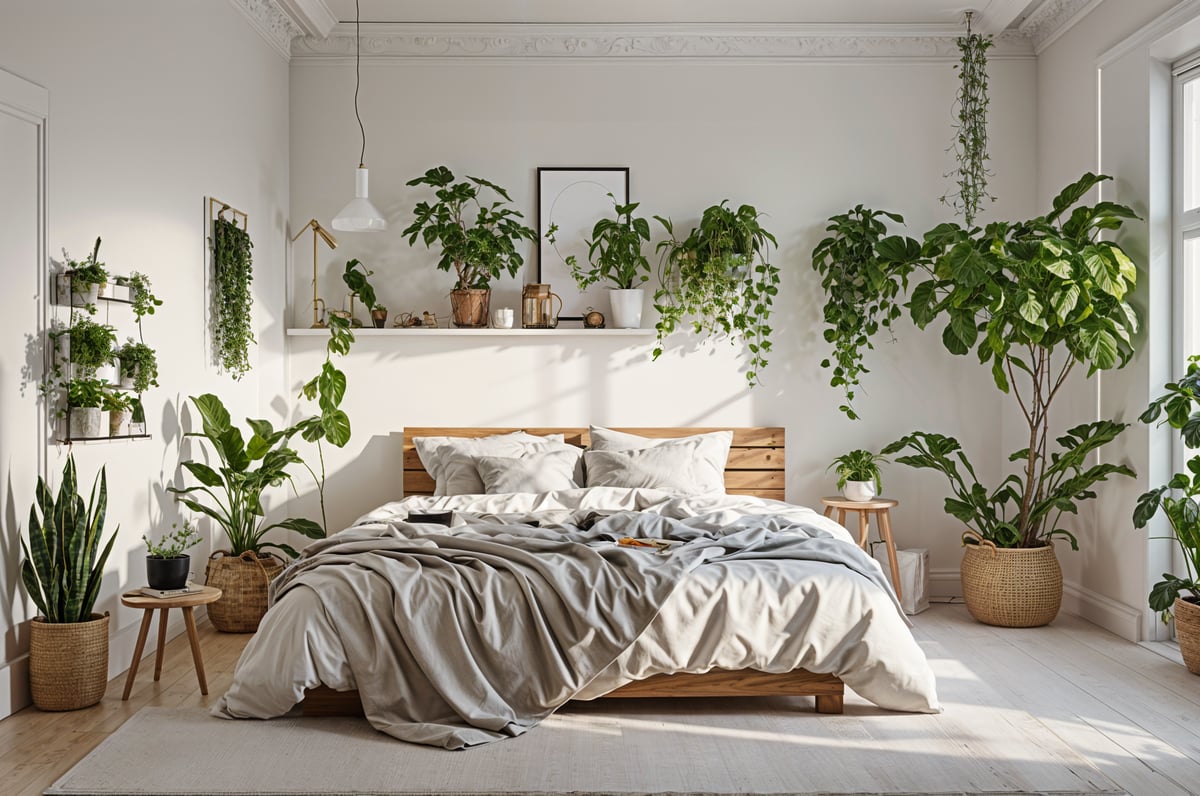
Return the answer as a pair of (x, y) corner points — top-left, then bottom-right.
(332, 0), (386, 231)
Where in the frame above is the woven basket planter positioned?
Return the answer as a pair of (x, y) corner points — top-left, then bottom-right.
(205, 551), (284, 633)
(449, 288), (490, 328)
(1176, 597), (1200, 675)
(29, 613), (109, 711)
(960, 539), (1062, 628)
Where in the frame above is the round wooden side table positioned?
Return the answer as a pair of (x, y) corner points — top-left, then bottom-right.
(820, 496), (902, 600)
(120, 586), (222, 700)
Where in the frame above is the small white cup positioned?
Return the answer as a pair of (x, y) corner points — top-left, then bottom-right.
(492, 307), (514, 328)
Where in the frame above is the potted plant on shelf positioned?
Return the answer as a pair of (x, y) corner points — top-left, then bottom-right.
(19, 454), (118, 710)
(548, 193), (651, 329)
(116, 339), (159, 392)
(341, 259), (388, 328)
(653, 201), (780, 386)
(67, 378), (106, 439)
(143, 520), (201, 591)
(129, 396), (147, 436)
(61, 237), (108, 308)
(102, 387), (132, 437)
(63, 316), (117, 379)
(828, 449), (888, 502)
(127, 271), (163, 322)
(1133, 355), (1200, 674)
(811, 173), (1141, 628)
(402, 166), (537, 328)
(168, 393), (324, 632)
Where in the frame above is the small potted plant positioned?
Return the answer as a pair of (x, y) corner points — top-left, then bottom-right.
(403, 166), (537, 328)
(653, 201), (780, 386)
(63, 237), (109, 307)
(143, 519), (202, 590)
(827, 449), (888, 502)
(129, 396), (147, 436)
(63, 316), (118, 380)
(341, 259), (386, 328)
(548, 193), (651, 329)
(116, 339), (159, 392)
(102, 387), (132, 436)
(127, 271), (163, 322)
(1134, 354), (1200, 674)
(370, 303), (388, 328)
(67, 377), (106, 439)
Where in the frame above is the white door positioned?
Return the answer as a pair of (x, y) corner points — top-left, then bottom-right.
(0, 66), (48, 718)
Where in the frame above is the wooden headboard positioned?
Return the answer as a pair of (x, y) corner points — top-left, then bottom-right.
(401, 427), (785, 501)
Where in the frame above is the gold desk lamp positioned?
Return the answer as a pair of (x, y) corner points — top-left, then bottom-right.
(292, 219), (338, 328)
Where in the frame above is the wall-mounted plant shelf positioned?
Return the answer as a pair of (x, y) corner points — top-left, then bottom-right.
(56, 434), (153, 444)
(286, 327), (655, 337)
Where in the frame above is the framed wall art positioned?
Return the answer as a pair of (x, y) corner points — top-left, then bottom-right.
(536, 167), (630, 320)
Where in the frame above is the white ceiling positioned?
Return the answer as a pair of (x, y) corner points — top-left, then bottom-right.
(321, 0), (1045, 34)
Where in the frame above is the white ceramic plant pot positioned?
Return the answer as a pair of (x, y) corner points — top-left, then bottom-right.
(109, 409), (131, 437)
(129, 421), (147, 436)
(843, 480), (877, 502)
(609, 288), (644, 329)
(119, 364), (138, 390)
(73, 283), (99, 306)
(69, 407), (103, 439)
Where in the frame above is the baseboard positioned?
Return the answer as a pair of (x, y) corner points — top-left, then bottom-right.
(929, 568), (961, 597)
(1061, 581), (1142, 641)
(0, 654), (31, 720)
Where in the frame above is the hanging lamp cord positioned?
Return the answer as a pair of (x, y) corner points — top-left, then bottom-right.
(354, 0), (366, 168)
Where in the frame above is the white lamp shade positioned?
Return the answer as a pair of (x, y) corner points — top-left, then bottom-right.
(332, 166), (387, 231)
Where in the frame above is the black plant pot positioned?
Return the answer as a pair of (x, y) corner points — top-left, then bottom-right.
(146, 554), (190, 590)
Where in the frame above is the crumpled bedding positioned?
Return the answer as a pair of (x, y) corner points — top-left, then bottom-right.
(213, 488), (940, 748)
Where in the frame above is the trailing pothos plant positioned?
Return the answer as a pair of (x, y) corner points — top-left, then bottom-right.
(653, 201), (780, 387)
(211, 217), (254, 379)
(547, 194), (652, 291)
(942, 15), (995, 226)
(813, 172), (1141, 549)
(1133, 355), (1200, 620)
(169, 393), (323, 559)
(402, 166), (537, 290)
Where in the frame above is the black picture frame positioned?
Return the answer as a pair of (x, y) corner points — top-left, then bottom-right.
(536, 166), (631, 321)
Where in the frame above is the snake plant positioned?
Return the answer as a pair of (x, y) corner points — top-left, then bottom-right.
(20, 455), (119, 623)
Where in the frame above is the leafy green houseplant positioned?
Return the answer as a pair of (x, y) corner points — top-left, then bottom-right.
(402, 166), (537, 327)
(653, 201), (780, 386)
(1134, 356), (1200, 671)
(143, 520), (201, 590)
(942, 17), (994, 226)
(101, 386), (132, 436)
(548, 194), (652, 328)
(212, 216), (254, 379)
(127, 271), (163, 322)
(65, 316), (117, 377)
(827, 449), (888, 502)
(813, 173), (1141, 627)
(116, 339), (159, 392)
(67, 377), (106, 439)
(63, 237), (108, 308)
(21, 454), (119, 709)
(342, 259), (387, 327)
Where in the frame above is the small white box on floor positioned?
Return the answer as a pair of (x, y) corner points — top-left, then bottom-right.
(873, 546), (930, 615)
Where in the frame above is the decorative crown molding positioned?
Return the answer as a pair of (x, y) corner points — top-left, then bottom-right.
(1019, 0), (1105, 53)
(290, 23), (1034, 61)
(229, 0), (303, 60)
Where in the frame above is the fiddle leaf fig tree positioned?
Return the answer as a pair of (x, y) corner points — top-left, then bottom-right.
(816, 173), (1141, 549)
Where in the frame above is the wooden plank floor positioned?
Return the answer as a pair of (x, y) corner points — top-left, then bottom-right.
(1, 603), (1197, 795)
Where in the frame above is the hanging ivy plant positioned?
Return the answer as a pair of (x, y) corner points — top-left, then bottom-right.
(941, 18), (994, 226)
(211, 217), (254, 379)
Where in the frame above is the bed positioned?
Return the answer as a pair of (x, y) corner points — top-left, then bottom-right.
(213, 427), (939, 749)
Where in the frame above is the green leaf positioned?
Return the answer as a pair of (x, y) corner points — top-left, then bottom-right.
(182, 461), (224, 488)
(1078, 325), (1119, 370)
(268, 517), (326, 539)
(321, 409), (351, 447)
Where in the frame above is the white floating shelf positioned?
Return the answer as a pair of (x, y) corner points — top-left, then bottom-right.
(286, 327), (655, 337)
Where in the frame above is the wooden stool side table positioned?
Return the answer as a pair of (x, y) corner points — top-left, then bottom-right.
(820, 497), (902, 600)
(120, 586), (222, 700)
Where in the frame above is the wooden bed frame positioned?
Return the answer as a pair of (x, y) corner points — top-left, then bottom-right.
(301, 426), (845, 716)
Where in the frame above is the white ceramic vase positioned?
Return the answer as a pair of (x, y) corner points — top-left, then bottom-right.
(68, 407), (103, 439)
(109, 409), (131, 437)
(609, 288), (644, 329)
(843, 480), (877, 502)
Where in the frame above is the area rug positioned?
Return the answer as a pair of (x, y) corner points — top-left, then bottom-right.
(46, 700), (1127, 795)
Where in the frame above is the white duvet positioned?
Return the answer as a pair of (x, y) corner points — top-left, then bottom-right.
(216, 488), (939, 740)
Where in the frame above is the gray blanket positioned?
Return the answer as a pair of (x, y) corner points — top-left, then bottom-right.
(258, 510), (892, 749)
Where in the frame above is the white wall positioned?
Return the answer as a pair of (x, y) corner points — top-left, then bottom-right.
(0, 0), (291, 717)
(287, 49), (1038, 589)
(1035, 0), (1189, 640)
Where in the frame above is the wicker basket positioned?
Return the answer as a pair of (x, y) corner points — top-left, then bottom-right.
(29, 613), (109, 711)
(449, 288), (490, 328)
(205, 551), (284, 633)
(960, 535), (1062, 628)
(1176, 596), (1200, 675)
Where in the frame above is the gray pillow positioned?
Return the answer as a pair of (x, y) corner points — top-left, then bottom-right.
(587, 426), (732, 494)
(475, 447), (584, 494)
(585, 439), (720, 494)
(413, 432), (566, 495)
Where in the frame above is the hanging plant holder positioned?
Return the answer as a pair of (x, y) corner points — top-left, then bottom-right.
(942, 12), (994, 226)
(209, 199), (254, 380)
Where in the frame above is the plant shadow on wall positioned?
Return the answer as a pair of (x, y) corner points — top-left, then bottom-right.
(812, 173), (1141, 628)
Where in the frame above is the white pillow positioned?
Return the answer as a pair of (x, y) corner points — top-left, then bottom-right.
(584, 440), (716, 494)
(475, 447), (584, 494)
(588, 426), (732, 494)
(413, 432), (566, 495)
